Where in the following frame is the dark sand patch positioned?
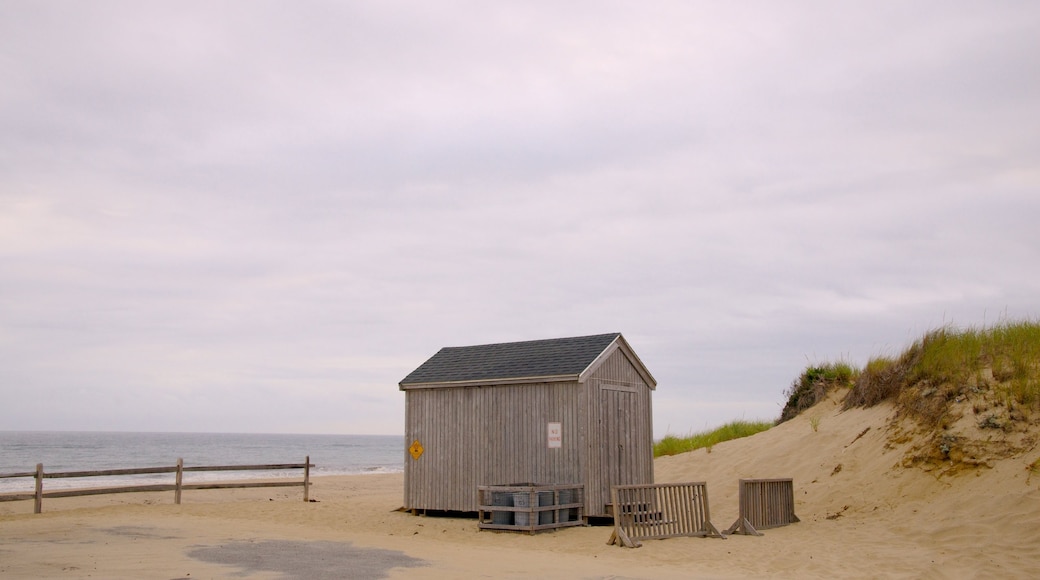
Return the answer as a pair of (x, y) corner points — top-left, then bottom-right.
(186, 540), (426, 579)
(101, 525), (181, 540)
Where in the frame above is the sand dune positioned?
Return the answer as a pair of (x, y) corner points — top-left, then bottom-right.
(657, 390), (1040, 577)
(3, 393), (1039, 578)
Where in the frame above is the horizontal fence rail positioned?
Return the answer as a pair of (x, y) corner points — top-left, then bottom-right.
(0, 456), (313, 514)
(608, 482), (725, 548)
(726, 478), (800, 536)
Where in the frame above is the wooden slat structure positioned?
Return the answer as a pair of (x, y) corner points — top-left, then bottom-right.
(0, 457), (313, 513)
(400, 333), (656, 518)
(608, 482), (725, 548)
(725, 478), (800, 536)
(476, 483), (585, 534)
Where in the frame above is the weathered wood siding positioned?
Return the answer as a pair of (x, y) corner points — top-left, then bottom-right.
(404, 382), (584, 512)
(403, 339), (655, 518)
(609, 482), (724, 547)
(583, 347), (654, 515)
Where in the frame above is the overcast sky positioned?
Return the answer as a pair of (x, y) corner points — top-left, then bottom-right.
(1, 1), (1038, 438)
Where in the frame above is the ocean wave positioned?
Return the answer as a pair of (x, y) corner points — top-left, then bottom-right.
(0, 432), (405, 496)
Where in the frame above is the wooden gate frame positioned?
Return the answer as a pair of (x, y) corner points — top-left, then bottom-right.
(608, 482), (725, 548)
(725, 478), (800, 536)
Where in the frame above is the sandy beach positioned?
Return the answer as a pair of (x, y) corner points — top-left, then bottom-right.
(3, 393), (1040, 579)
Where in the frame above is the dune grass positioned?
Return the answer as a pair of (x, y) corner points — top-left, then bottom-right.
(658, 320), (1040, 458)
(778, 360), (858, 423)
(654, 420), (774, 457)
(844, 319), (1040, 424)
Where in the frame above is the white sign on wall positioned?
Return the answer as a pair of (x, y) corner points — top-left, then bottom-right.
(547, 422), (562, 448)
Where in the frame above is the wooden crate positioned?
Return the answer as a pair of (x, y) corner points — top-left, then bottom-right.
(477, 483), (585, 534)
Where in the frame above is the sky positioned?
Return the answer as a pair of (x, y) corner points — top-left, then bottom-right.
(1, 1), (1038, 438)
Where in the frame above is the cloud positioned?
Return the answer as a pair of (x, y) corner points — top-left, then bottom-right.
(1, 1), (1038, 436)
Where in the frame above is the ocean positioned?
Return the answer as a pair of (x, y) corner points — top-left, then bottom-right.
(0, 431), (404, 494)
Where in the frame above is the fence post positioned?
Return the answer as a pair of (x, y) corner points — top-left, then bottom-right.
(303, 455), (310, 502)
(175, 458), (183, 505)
(34, 463), (43, 514)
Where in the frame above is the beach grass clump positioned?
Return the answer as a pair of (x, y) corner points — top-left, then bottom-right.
(778, 361), (858, 423)
(809, 415), (821, 432)
(654, 420), (773, 457)
(843, 354), (909, 409)
(843, 320), (1040, 425)
(989, 321), (1040, 406)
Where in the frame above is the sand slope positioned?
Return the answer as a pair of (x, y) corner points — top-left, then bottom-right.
(655, 390), (1040, 578)
(3, 394), (1040, 578)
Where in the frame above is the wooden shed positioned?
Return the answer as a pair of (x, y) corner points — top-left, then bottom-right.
(399, 332), (656, 518)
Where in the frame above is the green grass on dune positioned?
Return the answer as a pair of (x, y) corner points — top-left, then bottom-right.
(656, 319), (1040, 459)
(845, 319), (1040, 424)
(778, 360), (858, 423)
(654, 420), (773, 457)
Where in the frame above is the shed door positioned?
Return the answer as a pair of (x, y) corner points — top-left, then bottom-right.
(600, 386), (635, 505)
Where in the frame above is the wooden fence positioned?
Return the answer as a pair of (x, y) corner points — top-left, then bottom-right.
(477, 483), (585, 534)
(725, 478), (799, 536)
(0, 456), (313, 514)
(608, 482), (725, 548)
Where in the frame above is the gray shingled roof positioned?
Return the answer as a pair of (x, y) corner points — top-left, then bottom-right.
(400, 333), (621, 386)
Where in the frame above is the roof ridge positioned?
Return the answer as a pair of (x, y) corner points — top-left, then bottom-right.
(440, 332), (621, 351)
(399, 333), (622, 386)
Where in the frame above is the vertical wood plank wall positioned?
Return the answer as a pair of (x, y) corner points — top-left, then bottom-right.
(405, 382), (583, 512)
(403, 345), (654, 517)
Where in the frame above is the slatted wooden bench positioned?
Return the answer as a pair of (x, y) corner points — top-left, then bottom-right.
(608, 482), (725, 548)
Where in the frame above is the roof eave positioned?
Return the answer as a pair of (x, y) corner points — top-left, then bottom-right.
(577, 333), (658, 389)
(399, 373), (580, 390)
